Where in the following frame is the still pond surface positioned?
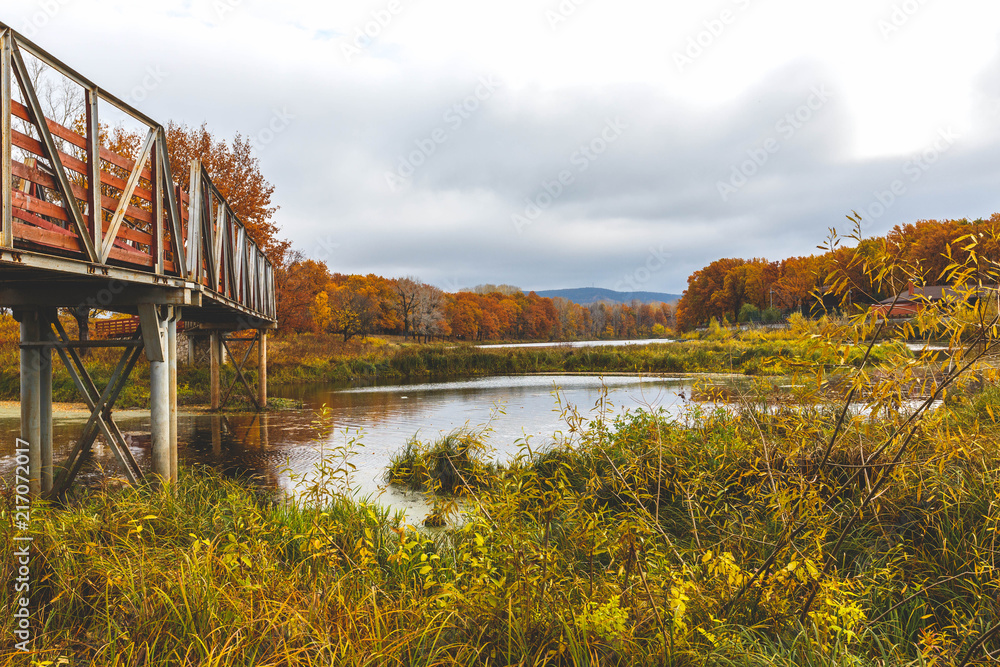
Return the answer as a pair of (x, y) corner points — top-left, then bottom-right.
(0, 374), (702, 521)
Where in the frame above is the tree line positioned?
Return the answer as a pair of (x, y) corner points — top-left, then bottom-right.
(674, 215), (1000, 329)
(275, 259), (676, 341)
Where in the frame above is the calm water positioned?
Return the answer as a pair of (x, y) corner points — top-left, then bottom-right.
(476, 338), (676, 349)
(0, 375), (700, 520)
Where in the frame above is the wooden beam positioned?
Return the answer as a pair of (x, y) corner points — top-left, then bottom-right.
(100, 129), (155, 263)
(10, 99), (154, 182)
(152, 140), (162, 273)
(157, 130), (187, 280)
(186, 159), (201, 280)
(85, 88), (101, 255)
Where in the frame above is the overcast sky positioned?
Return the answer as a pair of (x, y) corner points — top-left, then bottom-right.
(7, 0), (1000, 294)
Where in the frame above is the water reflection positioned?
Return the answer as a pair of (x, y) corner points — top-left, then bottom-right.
(0, 375), (697, 521)
(476, 338), (676, 349)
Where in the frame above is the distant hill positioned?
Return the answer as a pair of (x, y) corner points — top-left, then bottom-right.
(533, 287), (681, 306)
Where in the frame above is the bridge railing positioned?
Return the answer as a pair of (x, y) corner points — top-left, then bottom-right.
(0, 24), (275, 323)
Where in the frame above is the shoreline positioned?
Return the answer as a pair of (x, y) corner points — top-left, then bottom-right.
(0, 371), (736, 418)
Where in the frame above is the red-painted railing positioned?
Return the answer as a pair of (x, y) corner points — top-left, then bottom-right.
(0, 23), (275, 322)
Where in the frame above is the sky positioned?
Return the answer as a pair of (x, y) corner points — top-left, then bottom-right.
(6, 0), (1000, 294)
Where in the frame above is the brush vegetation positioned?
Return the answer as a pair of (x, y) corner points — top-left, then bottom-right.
(386, 427), (497, 495)
(264, 326), (910, 387)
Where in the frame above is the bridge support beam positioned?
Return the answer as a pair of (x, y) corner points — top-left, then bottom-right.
(15, 307), (55, 497)
(168, 313), (179, 481)
(258, 330), (267, 408)
(140, 304), (176, 484)
(17, 309), (41, 497)
(39, 318), (52, 494)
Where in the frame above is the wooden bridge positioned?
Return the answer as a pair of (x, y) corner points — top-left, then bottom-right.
(1, 23), (277, 497)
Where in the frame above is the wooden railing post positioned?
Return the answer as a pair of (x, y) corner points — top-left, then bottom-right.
(1, 29), (12, 248)
(85, 86), (101, 256)
(152, 136), (163, 274)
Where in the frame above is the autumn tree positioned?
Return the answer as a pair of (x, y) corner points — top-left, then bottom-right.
(275, 251), (332, 331)
(676, 258), (748, 329)
(328, 274), (399, 341)
(446, 293), (484, 340)
(412, 283), (450, 341)
(166, 122), (289, 264)
(393, 277), (421, 339)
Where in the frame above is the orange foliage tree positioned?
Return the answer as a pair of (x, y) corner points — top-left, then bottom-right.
(165, 122), (288, 265)
(275, 251), (332, 332)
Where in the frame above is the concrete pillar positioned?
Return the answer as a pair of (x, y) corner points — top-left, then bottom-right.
(210, 331), (221, 411)
(168, 316), (178, 482)
(149, 358), (170, 482)
(18, 310), (41, 497)
(258, 330), (267, 409)
(141, 304), (171, 483)
(39, 313), (52, 494)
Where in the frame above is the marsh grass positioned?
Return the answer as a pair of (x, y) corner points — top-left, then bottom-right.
(385, 427), (497, 495)
(6, 372), (1000, 664)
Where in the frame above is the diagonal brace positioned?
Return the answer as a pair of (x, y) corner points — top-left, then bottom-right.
(47, 319), (145, 497)
(220, 332), (262, 411)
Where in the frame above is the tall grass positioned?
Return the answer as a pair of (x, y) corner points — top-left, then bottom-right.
(7, 385), (1000, 664)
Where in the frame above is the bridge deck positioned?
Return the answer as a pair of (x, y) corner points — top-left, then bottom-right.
(0, 23), (275, 327)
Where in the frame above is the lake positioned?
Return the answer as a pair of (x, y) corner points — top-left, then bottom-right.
(0, 374), (701, 521)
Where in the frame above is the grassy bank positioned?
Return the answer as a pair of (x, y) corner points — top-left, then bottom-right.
(264, 327), (909, 387)
(4, 377), (1000, 664)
